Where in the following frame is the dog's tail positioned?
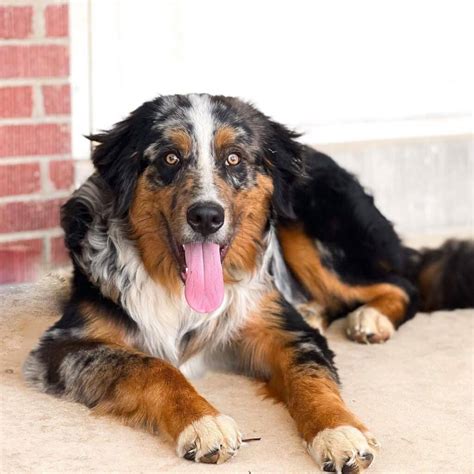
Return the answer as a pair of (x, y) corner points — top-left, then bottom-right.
(403, 239), (474, 312)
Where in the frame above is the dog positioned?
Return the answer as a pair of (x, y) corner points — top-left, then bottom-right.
(24, 94), (473, 471)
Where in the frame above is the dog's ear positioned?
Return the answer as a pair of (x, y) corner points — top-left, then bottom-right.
(263, 120), (303, 219)
(88, 105), (152, 216)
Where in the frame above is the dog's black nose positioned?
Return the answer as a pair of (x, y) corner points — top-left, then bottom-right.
(187, 202), (224, 236)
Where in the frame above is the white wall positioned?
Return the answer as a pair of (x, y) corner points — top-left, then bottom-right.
(320, 136), (474, 237)
(70, 0), (474, 235)
(80, 0), (473, 139)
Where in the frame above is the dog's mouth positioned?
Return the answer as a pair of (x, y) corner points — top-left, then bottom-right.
(162, 214), (230, 314)
(171, 237), (229, 314)
(175, 244), (229, 283)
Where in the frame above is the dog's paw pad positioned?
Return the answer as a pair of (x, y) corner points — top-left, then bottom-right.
(346, 306), (394, 344)
(177, 415), (241, 464)
(307, 425), (379, 473)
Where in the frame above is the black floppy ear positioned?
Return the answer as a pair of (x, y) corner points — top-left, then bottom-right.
(88, 105), (152, 216)
(263, 120), (304, 219)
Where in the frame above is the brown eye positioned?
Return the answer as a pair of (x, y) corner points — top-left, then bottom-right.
(226, 153), (241, 166)
(164, 153), (179, 166)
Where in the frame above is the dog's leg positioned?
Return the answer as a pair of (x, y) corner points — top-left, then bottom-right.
(237, 292), (379, 472)
(24, 327), (241, 464)
(278, 224), (416, 343)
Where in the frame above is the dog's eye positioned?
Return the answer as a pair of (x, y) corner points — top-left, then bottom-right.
(226, 153), (241, 166)
(164, 153), (180, 166)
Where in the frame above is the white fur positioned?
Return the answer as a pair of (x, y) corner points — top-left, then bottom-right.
(272, 237), (307, 306)
(187, 94), (218, 203)
(346, 306), (395, 343)
(307, 425), (379, 473)
(176, 414), (242, 464)
(182, 94), (231, 244)
(179, 352), (208, 379)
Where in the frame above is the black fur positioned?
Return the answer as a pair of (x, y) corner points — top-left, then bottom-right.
(263, 120), (304, 219)
(87, 100), (162, 216)
(292, 147), (403, 281)
(277, 297), (338, 381)
(60, 195), (94, 253)
(286, 146), (472, 320)
(404, 239), (474, 311)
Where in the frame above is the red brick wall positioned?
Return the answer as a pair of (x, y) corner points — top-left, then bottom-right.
(0, 2), (72, 285)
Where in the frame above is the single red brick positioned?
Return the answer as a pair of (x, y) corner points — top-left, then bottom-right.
(49, 159), (74, 190)
(0, 123), (71, 158)
(0, 86), (33, 118)
(0, 162), (41, 197)
(0, 238), (42, 284)
(0, 198), (65, 233)
(42, 84), (70, 115)
(50, 235), (69, 265)
(0, 45), (69, 79)
(45, 4), (68, 38)
(0, 6), (33, 39)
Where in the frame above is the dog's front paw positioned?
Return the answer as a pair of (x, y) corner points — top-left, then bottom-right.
(346, 306), (394, 344)
(176, 414), (242, 464)
(307, 426), (379, 473)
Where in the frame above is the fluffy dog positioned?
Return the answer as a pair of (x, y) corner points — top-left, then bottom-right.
(24, 94), (473, 471)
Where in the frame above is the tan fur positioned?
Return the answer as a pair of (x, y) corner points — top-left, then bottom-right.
(94, 357), (219, 440)
(418, 260), (443, 311)
(131, 172), (273, 290)
(81, 302), (129, 345)
(285, 370), (367, 442)
(214, 126), (238, 156)
(165, 128), (192, 157)
(224, 174), (274, 279)
(130, 175), (182, 294)
(278, 224), (409, 327)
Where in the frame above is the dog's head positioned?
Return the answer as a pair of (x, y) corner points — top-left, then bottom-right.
(89, 94), (302, 312)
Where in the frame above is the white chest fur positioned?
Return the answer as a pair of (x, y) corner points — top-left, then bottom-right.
(80, 214), (274, 369)
(122, 261), (268, 367)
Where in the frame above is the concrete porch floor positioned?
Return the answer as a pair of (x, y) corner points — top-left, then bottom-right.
(0, 272), (472, 473)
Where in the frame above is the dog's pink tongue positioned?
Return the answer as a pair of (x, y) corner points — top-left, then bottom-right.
(183, 243), (224, 313)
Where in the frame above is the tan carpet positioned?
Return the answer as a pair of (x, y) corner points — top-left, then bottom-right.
(0, 273), (472, 473)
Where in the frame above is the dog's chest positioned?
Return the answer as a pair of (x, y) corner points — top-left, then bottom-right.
(121, 268), (267, 370)
(80, 214), (274, 370)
